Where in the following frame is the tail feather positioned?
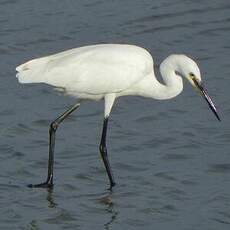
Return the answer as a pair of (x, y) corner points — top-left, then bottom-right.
(16, 57), (48, 84)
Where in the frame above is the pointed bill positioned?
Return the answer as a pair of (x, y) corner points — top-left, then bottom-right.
(192, 78), (221, 121)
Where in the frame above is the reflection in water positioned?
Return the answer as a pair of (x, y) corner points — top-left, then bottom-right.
(27, 220), (39, 230)
(104, 204), (118, 230)
(99, 192), (119, 230)
(46, 187), (57, 208)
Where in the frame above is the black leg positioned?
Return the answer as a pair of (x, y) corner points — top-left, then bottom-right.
(99, 117), (116, 190)
(28, 102), (81, 188)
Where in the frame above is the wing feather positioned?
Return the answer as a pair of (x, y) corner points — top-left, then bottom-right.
(17, 44), (153, 95)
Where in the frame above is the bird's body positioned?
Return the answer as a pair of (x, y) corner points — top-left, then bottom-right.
(16, 44), (152, 99)
(16, 44), (220, 189)
(16, 44), (184, 105)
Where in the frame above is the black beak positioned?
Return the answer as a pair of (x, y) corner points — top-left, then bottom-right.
(193, 78), (221, 121)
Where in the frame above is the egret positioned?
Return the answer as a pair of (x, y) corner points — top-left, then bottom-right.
(16, 44), (220, 189)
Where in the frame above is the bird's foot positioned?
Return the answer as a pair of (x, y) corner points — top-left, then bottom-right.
(28, 181), (53, 189)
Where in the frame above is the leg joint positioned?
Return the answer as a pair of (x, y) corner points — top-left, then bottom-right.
(50, 121), (58, 132)
(99, 143), (107, 154)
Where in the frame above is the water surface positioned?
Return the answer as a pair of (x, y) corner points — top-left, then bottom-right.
(0, 0), (230, 229)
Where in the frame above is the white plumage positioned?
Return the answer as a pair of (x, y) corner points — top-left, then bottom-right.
(16, 44), (153, 100)
(16, 44), (220, 189)
(16, 44), (190, 106)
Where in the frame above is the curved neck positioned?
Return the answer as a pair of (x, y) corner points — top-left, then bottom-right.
(119, 55), (184, 100)
(152, 73), (183, 100)
(123, 69), (183, 100)
(157, 57), (183, 99)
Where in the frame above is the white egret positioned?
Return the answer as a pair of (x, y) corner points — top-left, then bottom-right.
(16, 44), (220, 189)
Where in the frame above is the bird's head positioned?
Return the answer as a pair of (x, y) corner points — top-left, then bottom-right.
(172, 55), (221, 121)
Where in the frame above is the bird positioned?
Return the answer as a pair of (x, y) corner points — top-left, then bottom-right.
(16, 44), (220, 189)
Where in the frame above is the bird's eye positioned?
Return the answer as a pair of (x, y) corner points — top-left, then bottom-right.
(189, 72), (195, 77)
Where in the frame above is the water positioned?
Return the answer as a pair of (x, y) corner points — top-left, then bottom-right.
(0, 0), (230, 229)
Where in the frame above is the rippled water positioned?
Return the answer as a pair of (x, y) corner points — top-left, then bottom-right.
(0, 0), (230, 229)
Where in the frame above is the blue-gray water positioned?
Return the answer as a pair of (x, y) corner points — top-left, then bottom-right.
(0, 0), (230, 229)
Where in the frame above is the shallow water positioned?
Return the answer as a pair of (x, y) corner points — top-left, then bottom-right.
(0, 0), (230, 229)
